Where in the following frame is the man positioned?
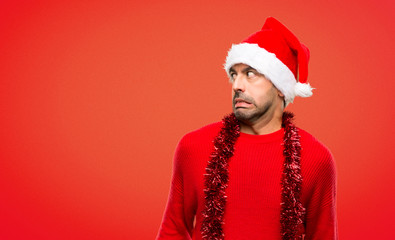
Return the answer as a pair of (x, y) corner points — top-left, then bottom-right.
(157, 17), (337, 240)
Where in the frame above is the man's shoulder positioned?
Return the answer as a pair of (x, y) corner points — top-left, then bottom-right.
(182, 122), (222, 140)
(297, 128), (334, 163)
(180, 121), (222, 145)
(298, 128), (330, 150)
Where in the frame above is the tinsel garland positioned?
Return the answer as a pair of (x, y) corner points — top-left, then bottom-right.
(280, 112), (306, 240)
(201, 112), (305, 240)
(201, 113), (240, 240)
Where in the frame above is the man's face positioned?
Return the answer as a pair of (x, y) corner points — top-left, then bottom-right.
(230, 63), (282, 123)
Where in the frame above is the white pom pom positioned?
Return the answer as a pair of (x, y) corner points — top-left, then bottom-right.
(294, 82), (313, 98)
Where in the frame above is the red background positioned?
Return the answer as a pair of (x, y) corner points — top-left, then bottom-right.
(1, 0), (394, 239)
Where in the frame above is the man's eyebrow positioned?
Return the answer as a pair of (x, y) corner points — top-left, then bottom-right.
(229, 66), (256, 73)
(242, 66), (256, 73)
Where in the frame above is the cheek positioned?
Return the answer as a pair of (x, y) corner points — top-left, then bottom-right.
(253, 88), (276, 105)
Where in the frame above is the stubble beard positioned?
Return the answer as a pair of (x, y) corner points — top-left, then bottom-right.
(233, 102), (272, 124)
(232, 91), (273, 125)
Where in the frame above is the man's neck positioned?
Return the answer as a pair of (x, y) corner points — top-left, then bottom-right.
(239, 111), (283, 135)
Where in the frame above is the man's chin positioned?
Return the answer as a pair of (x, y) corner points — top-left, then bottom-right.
(233, 109), (253, 122)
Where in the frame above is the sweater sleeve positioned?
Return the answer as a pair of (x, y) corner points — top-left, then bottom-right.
(156, 137), (194, 240)
(304, 150), (338, 240)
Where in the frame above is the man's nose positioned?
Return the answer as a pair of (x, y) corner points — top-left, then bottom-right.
(232, 75), (246, 92)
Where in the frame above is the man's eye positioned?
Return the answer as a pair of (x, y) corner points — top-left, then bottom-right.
(230, 73), (236, 79)
(247, 71), (256, 77)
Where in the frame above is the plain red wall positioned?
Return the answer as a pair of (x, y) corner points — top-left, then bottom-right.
(1, 0), (394, 239)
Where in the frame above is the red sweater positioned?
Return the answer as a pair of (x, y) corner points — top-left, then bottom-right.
(157, 121), (337, 240)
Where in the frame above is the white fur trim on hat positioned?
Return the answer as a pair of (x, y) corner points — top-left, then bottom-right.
(224, 43), (313, 106)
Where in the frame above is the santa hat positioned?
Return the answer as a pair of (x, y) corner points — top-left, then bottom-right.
(224, 17), (313, 106)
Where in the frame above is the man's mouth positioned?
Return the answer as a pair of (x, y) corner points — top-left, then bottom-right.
(234, 98), (252, 108)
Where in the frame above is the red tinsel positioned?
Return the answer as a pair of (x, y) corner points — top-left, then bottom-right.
(201, 113), (240, 240)
(201, 112), (304, 240)
(280, 112), (306, 240)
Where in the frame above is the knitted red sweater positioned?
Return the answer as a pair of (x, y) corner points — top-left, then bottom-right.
(157, 121), (337, 240)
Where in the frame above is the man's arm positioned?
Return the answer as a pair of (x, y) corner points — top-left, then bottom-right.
(304, 152), (338, 240)
(156, 138), (194, 240)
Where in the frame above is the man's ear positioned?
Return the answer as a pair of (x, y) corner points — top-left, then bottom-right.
(277, 90), (284, 97)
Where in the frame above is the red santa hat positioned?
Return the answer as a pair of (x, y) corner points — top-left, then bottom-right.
(224, 17), (313, 106)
